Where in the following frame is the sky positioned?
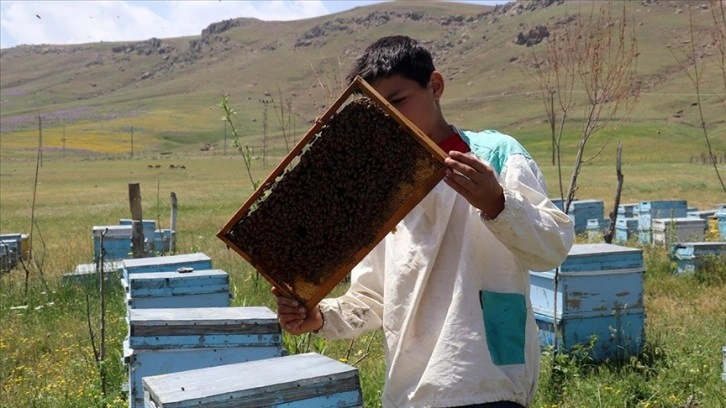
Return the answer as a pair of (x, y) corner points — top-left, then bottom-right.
(0, 0), (508, 50)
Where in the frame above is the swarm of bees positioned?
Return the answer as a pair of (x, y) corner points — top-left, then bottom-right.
(220, 79), (446, 308)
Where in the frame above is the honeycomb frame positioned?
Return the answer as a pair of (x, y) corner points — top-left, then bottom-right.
(217, 76), (448, 310)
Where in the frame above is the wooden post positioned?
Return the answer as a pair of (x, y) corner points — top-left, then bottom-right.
(129, 183), (146, 258)
(604, 141), (624, 244)
(169, 192), (177, 253)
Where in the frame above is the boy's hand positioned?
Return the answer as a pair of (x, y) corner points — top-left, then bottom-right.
(272, 287), (324, 335)
(443, 150), (505, 219)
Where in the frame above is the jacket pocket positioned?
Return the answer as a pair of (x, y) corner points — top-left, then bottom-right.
(480, 290), (526, 365)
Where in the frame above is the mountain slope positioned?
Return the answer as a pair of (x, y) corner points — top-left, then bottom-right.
(0, 0), (723, 162)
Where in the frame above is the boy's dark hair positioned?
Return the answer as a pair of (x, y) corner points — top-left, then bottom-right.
(346, 35), (435, 88)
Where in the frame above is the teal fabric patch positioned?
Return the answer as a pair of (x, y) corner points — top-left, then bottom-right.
(480, 290), (526, 366)
(459, 130), (532, 176)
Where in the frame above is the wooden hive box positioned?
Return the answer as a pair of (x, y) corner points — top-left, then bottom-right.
(143, 352), (362, 408)
(126, 269), (230, 310)
(0, 233), (30, 261)
(529, 243), (645, 361)
(62, 261), (123, 284)
(92, 225), (132, 262)
(529, 243), (644, 319)
(652, 217), (706, 248)
(121, 252), (212, 288)
(617, 203), (640, 219)
(717, 210), (726, 240)
(569, 199), (604, 234)
(615, 217), (639, 244)
(670, 241), (726, 274)
(217, 76), (447, 310)
(152, 229), (176, 255)
(125, 306), (284, 408)
(637, 200), (688, 244)
(534, 309), (645, 362)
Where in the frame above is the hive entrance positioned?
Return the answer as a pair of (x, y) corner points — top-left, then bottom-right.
(218, 77), (447, 309)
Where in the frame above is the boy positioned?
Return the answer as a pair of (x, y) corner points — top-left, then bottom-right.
(274, 35), (574, 408)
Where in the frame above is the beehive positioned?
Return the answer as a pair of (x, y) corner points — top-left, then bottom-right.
(142, 352), (362, 408)
(569, 199), (605, 234)
(671, 242), (726, 274)
(617, 203), (639, 219)
(529, 243), (645, 361)
(615, 217), (639, 244)
(638, 200), (688, 244)
(717, 210), (726, 240)
(126, 269), (230, 309)
(125, 306), (284, 408)
(217, 76), (447, 310)
(652, 217), (706, 248)
(93, 225), (132, 262)
(120, 252), (212, 287)
(62, 261), (123, 284)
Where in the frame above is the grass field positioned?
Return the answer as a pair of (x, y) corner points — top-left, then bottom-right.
(1, 148), (725, 407)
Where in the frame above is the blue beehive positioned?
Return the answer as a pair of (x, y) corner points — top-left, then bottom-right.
(93, 225), (132, 262)
(587, 219), (608, 243)
(119, 219), (157, 253)
(530, 243), (645, 361)
(671, 242), (726, 274)
(152, 229), (175, 255)
(126, 269), (231, 309)
(125, 306), (285, 408)
(534, 312), (645, 361)
(569, 199), (604, 235)
(615, 217), (639, 244)
(143, 352), (363, 408)
(638, 200), (688, 244)
(618, 203), (639, 219)
(716, 211), (726, 240)
(121, 252), (212, 287)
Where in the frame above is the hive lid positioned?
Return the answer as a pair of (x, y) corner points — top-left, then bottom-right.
(558, 243), (644, 272)
(122, 252), (211, 270)
(128, 306), (279, 335)
(217, 76), (447, 310)
(143, 352), (360, 407)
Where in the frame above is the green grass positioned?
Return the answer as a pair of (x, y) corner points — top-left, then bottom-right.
(1, 151), (725, 408)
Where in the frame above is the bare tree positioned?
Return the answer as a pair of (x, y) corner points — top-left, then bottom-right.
(525, 2), (640, 214)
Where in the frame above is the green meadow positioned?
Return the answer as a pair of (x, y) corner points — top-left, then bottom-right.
(1, 145), (725, 407)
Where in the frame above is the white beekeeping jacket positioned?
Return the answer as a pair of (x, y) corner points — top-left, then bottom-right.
(317, 128), (574, 408)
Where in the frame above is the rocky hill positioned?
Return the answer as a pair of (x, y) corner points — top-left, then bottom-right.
(0, 0), (723, 160)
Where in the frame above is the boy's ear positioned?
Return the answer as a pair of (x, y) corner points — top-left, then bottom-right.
(430, 71), (445, 99)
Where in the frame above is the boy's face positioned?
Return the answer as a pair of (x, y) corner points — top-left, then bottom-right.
(371, 72), (446, 142)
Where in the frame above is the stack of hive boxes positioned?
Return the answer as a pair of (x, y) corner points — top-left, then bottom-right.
(119, 252), (363, 408)
(637, 200), (688, 244)
(121, 253), (284, 408)
(529, 243), (645, 361)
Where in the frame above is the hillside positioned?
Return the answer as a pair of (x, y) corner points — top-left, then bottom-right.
(0, 0), (724, 164)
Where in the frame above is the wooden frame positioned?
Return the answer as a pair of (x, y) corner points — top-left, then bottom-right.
(217, 76), (447, 310)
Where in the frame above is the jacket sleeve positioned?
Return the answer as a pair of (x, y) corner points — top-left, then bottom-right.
(315, 242), (385, 339)
(483, 153), (574, 272)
